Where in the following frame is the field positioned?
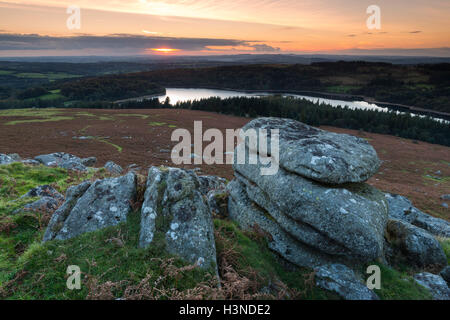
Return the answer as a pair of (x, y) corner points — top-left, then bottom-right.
(0, 108), (449, 221)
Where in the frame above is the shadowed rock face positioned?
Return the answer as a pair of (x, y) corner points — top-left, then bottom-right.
(198, 175), (228, 218)
(242, 117), (380, 184)
(140, 167), (218, 270)
(441, 266), (450, 284)
(198, 175), (227, 195)
(43, 173), (136, 241)
(386, 219), (447, 268)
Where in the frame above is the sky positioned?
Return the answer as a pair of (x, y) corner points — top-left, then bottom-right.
(0, 0), (449, 57)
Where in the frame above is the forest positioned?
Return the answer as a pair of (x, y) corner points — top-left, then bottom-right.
(59, 77), (165, 100)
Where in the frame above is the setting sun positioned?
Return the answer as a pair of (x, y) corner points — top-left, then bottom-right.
(150, 48), (179, 54)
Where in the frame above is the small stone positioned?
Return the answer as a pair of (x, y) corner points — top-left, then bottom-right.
(315, 264), (379, 300)
(414, 273), (450, 300)
(104, 161), (123, 175)
(0, 154), (14, 165)
(81, 157), (97, 167)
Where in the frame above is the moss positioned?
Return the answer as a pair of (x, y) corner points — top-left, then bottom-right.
(0, 109), (75, 125)
(94, 138), (123, 153)
(149, 122), (167, 127)
(117, 114), (149, 120)
(4, 116), (75, 126)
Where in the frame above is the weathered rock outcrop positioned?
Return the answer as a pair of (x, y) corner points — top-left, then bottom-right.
(231, 161), (388, 264)
(207, 190), (229, 218)
(385, 193), (450, 238)
(227, 118), (410, 300)
(314, 264), (379, 300)
(241, 117), (380, 184)
(139, 167), (218, 270)
(385, 219), (447, 268)
(414, 272), (450, 300)
(43, 173), (136, 241)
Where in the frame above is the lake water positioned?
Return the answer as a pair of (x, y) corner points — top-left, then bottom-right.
(154, 88), (446, 122)
(157, 88), (389, 112)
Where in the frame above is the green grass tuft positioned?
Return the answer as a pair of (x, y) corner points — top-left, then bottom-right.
(362, 263), (432, 300)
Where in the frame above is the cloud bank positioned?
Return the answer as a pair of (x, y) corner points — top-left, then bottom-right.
(0, 33), (281, 54)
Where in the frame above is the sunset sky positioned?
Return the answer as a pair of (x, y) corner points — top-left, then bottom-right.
(0, 0), (449, 56)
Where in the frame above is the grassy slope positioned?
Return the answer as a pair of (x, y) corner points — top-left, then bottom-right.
(0, 163), (441, 300)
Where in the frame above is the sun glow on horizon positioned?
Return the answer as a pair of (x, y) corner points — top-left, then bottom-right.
(150, 48), (179, 54)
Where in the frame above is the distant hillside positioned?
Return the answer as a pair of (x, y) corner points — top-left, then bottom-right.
(110, 61), (450, 113)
